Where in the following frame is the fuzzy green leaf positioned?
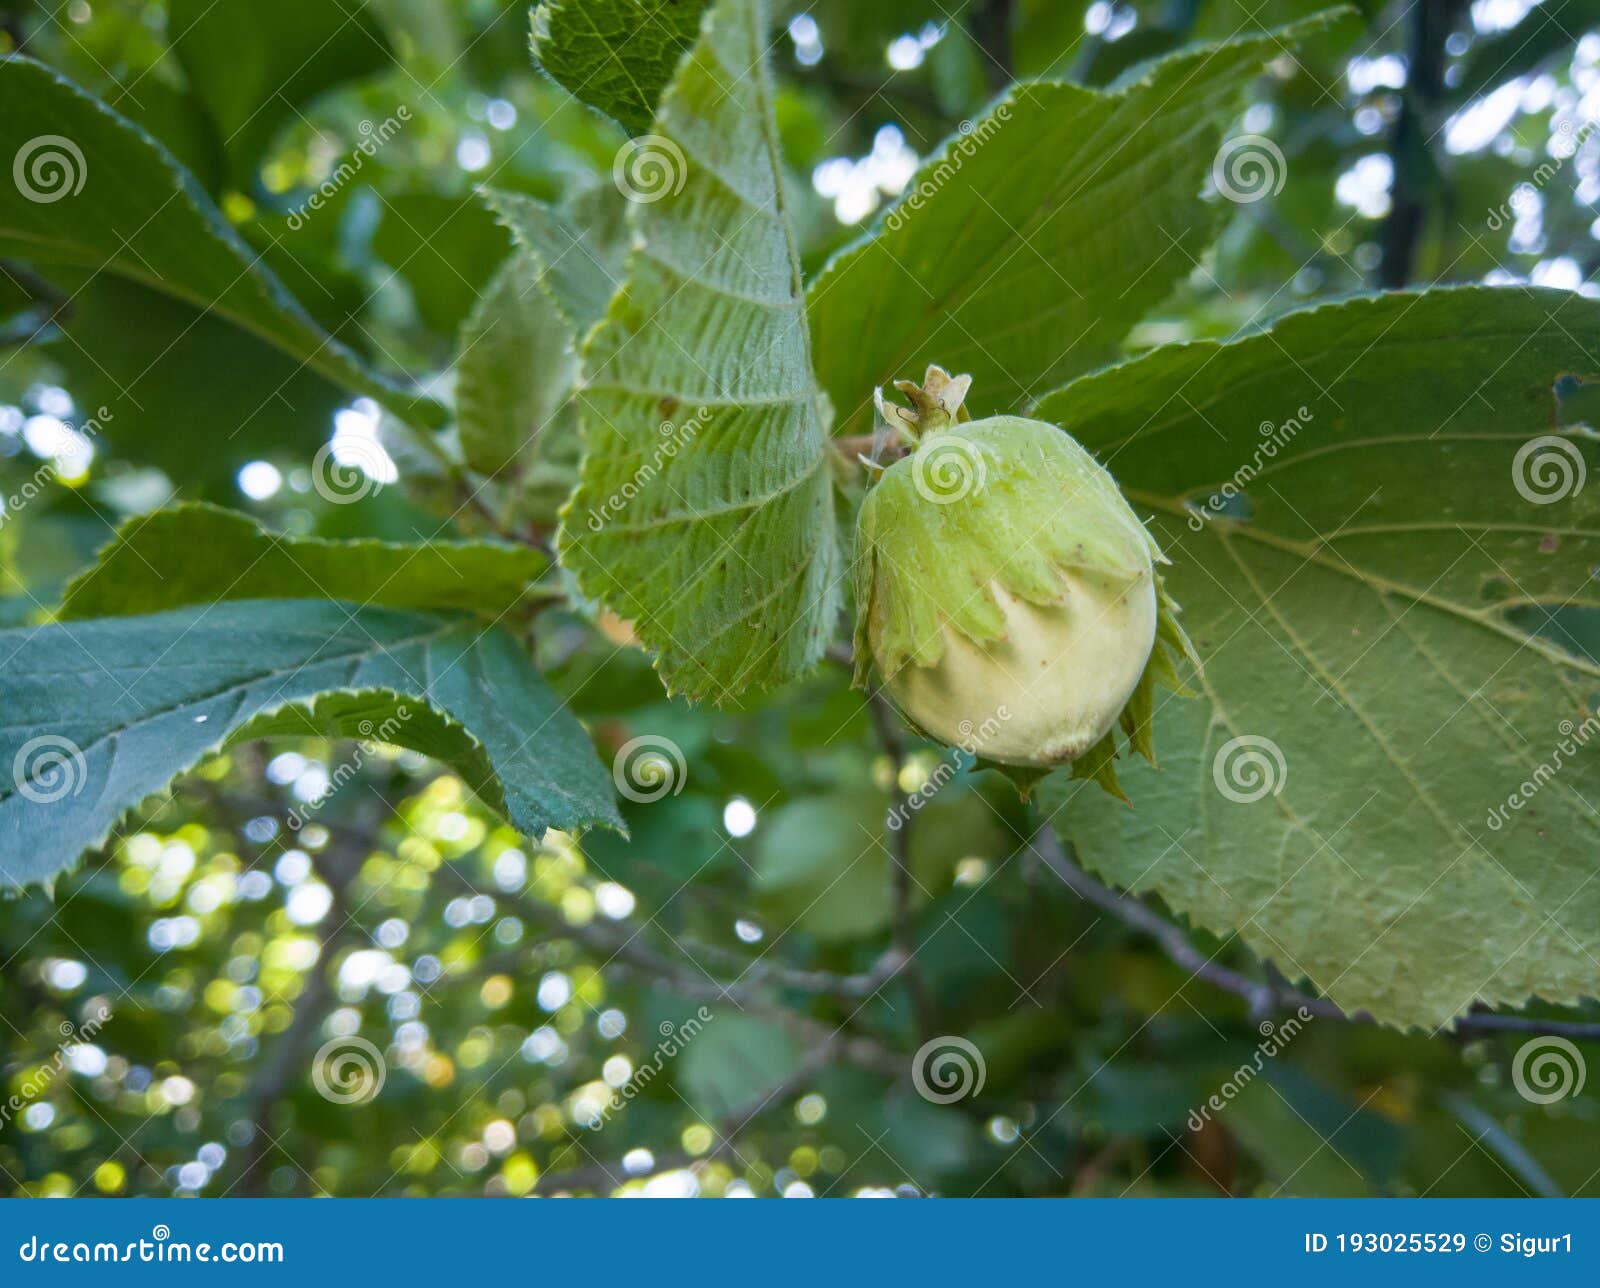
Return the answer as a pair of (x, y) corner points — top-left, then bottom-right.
(58, 504), (547, 620)
(0, 55), (443, 428)
(1034, 286), (1600, 1029)
(808, 13), (1346, 438)
(558, 0), (841, 704)
(483, 187), (628, 334)
(529, 0), (712, 135)
(456, 249), (581, 480)
(0, 600), (621, 892)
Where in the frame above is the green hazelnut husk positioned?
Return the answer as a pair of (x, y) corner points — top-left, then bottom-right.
(852, 367), (1197, 799)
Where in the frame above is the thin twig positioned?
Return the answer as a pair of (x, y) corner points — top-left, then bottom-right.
(233, 825), (366, 1195)
(1376, 0), (1465, 286)
(866, 690), (939, 1040)
(1026, 824), (1600, 1042)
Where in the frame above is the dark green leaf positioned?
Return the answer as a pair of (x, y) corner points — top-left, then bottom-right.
(59, 503), (547, 619)
(808, 14), (1344, 438)
(0, 55), (443, 427)
(529, 0), (712, 135)
(1036, 286), (1600, 1028)
(0, 599), (620, 891)
(168, 0), (396, 184)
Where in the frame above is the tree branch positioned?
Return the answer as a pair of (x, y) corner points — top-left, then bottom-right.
(1376, 0), (1465, 287)
(233, 823), (367, 1195)
(968, 0), (1016, 91)
(1026, 823), (1600, 1041)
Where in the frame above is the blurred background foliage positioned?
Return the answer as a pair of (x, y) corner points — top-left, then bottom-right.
(2, 0), (1598, 1198)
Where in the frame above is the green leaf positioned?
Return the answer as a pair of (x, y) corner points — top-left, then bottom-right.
(483, 186), (627, 334)
(807, 14), (1344, 438)
(459, 187), (628, 510)
(754, 790), (970, 941)
(678, 1013), (800, 1118)
(558, 0), (842, 704)
(58, 503), (547, 620)
(456, 249), (580, 480)
(0, 599), (621, 891)
(529, 0), (712, 136)
(38, 271), (351, 486)
(168, 0), (395, 184)
(754, 793), (896, 942)
(1035, 286), (1600, 1029)
(0, 55), (443, 427)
